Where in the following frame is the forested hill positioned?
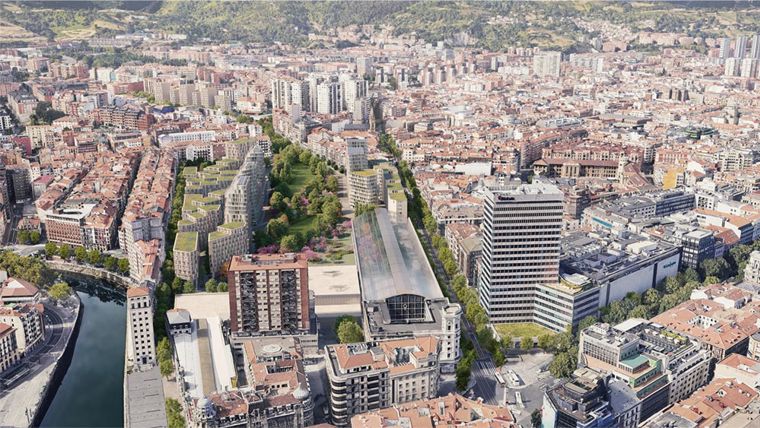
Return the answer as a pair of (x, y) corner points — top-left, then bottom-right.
(2, 0), (759, 51)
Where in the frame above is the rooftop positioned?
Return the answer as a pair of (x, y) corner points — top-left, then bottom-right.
(174, 231), (199, 253)
(352, 207), (442, 303)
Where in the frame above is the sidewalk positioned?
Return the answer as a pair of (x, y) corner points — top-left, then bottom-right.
(0, 298), (79, 427)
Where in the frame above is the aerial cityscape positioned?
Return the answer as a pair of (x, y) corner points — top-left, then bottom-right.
(2, 1), (760, 427)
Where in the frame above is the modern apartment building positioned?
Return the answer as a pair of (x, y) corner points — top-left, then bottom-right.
(348, 164), (407, 222)
(173, 231), (199, 287)
(345, 137), (368, 173)
(208, 222), (246, 276)
(478, 180), (564, 325)
(578, 320), (711, 422)
(325, 336), (441, 427)
(317, 81), (342, 115)
(533, 51), (562, 77)
(126, 287), (156, 367)
(0, 323), (19, 375)
(0, 304), (44, 355)
(227, 253), (310, 335)
(223, 145), (269, 247)
(348, 169), (383, 208)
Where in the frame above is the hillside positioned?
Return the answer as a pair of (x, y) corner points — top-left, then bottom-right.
(2, 1), (759, 50)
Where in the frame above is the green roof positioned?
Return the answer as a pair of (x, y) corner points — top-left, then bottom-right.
(174, 232), (198, 252)
(208, 230), (226, 241)
(220, 221), (245, 230)
(351, 169), (378, 177)
(210, 222), (246, 242)
(389, 191), (407, 202)
(181, 167), (198, 177)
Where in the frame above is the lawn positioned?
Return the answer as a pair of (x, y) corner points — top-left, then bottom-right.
(290, 163), (312, 193)
(494, 323), (555, 340)
(289, 215), (318, 235)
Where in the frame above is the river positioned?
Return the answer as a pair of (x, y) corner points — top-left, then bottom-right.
(40, 279), (126, 428)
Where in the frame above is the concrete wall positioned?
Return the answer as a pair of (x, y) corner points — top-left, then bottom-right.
(46, 260), (134, 289)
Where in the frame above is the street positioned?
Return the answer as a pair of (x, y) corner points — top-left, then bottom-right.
(0, 299), (78, 427)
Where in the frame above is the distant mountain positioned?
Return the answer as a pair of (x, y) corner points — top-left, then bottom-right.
(3, 1), (759, 50)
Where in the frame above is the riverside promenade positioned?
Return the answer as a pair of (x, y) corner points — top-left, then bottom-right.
(0, 295), (81, 427)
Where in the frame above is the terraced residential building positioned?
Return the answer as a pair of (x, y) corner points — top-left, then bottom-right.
(174, 231), (200, 286)
(208, 222), (247, 276)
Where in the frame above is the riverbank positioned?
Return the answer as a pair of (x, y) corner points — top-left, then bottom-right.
(0, 295), (82, 427)
(39, 289), (126, 427)
(46, 259), (134, 288)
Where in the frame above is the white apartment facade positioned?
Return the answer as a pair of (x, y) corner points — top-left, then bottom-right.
(126, 287), (156, 367)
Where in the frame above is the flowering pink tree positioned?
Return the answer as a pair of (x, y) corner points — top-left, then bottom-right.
(301, 248), (320, 261)
(257, 244), (279, 254)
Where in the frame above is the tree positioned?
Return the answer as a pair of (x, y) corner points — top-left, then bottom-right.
(74, 246), (87, 263)
(159, 357), (174, 378)
(701, 257), (731, 280)
(59, 244), (71, 260)
(531, 409), (542, 428)
(49, 281), (72, 301)
(682, 267), (701, 284)
(31, 101), (65, 125)
(549, 351), (577, 378)
(443, 257), (459, 276)
(17, 230), (30, 245)
(280, 234), (301, 252)
(537, 334), (555, 350)
(325, 175), (339, 193)
(165, 399), (186, 428)
(204, 279), (218, 292)
(452, 274), (467, 292)
(236, 114), (253, 124)
(456, 350), (475, 391)
(521, 336), (533, 350)
(266, 218), (288, 240)
(182, 281), (195, 294)
(118, 258), (130, 275)
(578, 315), (598, 332)
(602, 300), (627, 324)
(217, 281), (228, 292)
(337, 319), (364, 343)
(171, 277), (184, 293)
(87, 249), (102, 265)
(643, 288), (661, 306)
(335, 315), (355, 335)
(703, 275), (721, 285)
(423, 214), (438, 235)
(45, 242), (58, 257)
(157, 337), (174, 377)
(663, 276), (682, 294)
(103, 256), (117, 272)
(269, 191), (287, 212)
(493, 347), (506, 367)
(630, 305), (650, 319)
